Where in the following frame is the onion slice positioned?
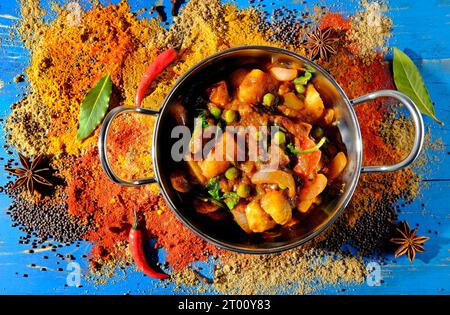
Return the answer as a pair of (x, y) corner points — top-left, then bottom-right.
(270, 67), (298, 81)
(251, 169), (296, 198)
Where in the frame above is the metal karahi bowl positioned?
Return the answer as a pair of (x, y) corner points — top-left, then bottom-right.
(98, 46), (424, 254)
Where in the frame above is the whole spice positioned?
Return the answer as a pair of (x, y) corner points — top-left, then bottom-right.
(390, 221), (430, 262)
(129, 211), (168, 279)
(135, 48), (178, 107)
(305, 27), (340, 60)
(6, 153), (52, 192)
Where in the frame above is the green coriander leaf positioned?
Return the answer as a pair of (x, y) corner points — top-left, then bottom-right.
(393, 48), (443, 125)
(77, 75), (113, 141)
(287, 137), (327, 155)
(223, 192), (240, 210)
(286, 143), (301, 154)
(196, 109), (210, 128)
(205, 177), (221, 201)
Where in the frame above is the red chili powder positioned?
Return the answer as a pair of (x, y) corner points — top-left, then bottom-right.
(319, 12), (351, 31)
(67, 117), (223, 271)
(145, 208), (224, 271)
(323, 50), (399, 165)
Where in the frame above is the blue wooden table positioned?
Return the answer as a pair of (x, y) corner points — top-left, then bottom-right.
(0, 0), (449, 295)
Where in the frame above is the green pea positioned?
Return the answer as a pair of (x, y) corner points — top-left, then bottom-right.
(236, 183), (251, 198)
(223, 110), (238, 123)
(294, 77), (307, 85)
(225, 167), (239, 180)
(305, 64), (316, 73)
(295, 84), (305, 94)
(278, 184), (287, 190)
(263, 93), (276, 107)
(294, 72), (312, 85)
(273, 131), (286, 145)
(210, 106), (222, 119)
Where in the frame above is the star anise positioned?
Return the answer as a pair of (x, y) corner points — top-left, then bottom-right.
(390, 221), (429, 263)
(5, 153), (52, 193)
(305, 27), (340, 61)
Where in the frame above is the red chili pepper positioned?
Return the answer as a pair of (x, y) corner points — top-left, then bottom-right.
(135, 48), (178, 107)
(129, 210), (168, 280)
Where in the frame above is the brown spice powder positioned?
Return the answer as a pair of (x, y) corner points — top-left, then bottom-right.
(214, 249), (365, 294)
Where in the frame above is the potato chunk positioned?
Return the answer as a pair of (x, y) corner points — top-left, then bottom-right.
(186, 160), (207, 185)
(260, 191), (292, 225)
(283, 92), (304, 110)
(200, 131), (237, 179)
(300, 174), (328, 201)
(230, 68), (251, 89)
(200, 151), (230, 179)
(208, 80), (230, 107)
(297, 199), (314, 213)
(304, 84), (325, 122)
(237, 69), (278, 104)
(245, 199), (277, 233)
(328, 152), (347, 180)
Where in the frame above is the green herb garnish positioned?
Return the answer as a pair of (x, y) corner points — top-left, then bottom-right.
(287, 137), (327, 155)
(77, 74), (112, 141)
(205, 176), (221, 200)
(223, 192), (240, 210)
(204, 177), (240, 209)
(286, 143), (301, 154)
(196, 109), (210, 128)
(393, 47), (443, 125)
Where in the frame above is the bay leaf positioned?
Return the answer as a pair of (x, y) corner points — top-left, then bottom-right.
(77, 75), (113, 141)
(393, 47), (443, 125)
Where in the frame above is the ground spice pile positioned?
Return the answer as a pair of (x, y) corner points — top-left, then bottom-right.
(2, 0), (431, 294)
(346, 0), (392, 64)
(5, 93), (50, 156)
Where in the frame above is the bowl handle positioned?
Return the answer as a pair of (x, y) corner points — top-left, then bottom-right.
(350, 90), (425, 173)
(98, 106), (159, 186)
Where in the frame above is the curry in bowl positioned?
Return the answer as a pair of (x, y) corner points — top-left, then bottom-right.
(168, 60), (347, 234)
